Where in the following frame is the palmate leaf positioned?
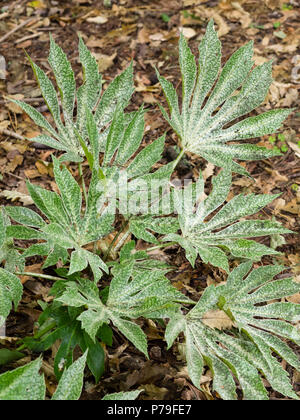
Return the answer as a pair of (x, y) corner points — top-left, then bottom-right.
(164, 170), (291, 271)
(96, 105), (174, 220)
(10, 36), (134, 162)
(56, 261), (192, 356)
(157, 19), (292, 174)
(5, 158), (114, 282)
(166, 263), (300, 400)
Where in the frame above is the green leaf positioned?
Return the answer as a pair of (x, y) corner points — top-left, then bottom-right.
(83, 333), (105, 383)
(69, 248), (88, 276)
(5, 206), (45, 228)
(0, 268), (23, 326)
(111, 316), (148, 357)
(95, 62), (134, 130)
(221, 263), (300, 398)
(102, 390), (142, 400)
(115, 106), (145, 166)
(0, 207), (6, 249)
(77, 36), (102, 135)
(27, 180), (69, 226)
(57, 262), (189, 354)
(52, 156), (82, 228)
(0, 358), (45, 401)
(103, 104), (125, 166)
(42, 223), (75, 248)
(27, 54), (63, 132)
(48, 35), (76, 120)
(0, 349), (25, 366)
(6, 225), (45, 240)
(191, 19), (221, 112)
(179, 33), (197, 119)
(8, 99), (59, 140)
(52, 351), (87, 400)
(127, 134), (165, 178)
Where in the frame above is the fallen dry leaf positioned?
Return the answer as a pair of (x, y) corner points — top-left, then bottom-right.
(201, 309), (234, 330)
(180, 27), (197, 39)
(95, 52), (117, 73)
(0, 190), (33, 206)
(86, 16), (108, 24)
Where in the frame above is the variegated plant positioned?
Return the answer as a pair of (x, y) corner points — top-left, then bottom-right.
(166, 263), (300, 400)
(10, 35), (134, 163)
(1, 22), (299, 401)
(157, 19), (292, 176)
(162, 169), (291, 272)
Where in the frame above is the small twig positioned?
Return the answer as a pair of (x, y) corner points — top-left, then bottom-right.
(15, 272), (65, 282)
(146, 241), (177, 253)
(0, 17), (38, 44)
(0, 12), (9, 20)
(0, 128), (25, 141)
(15, 32), (40, 44)
(6, 172), (24, 181)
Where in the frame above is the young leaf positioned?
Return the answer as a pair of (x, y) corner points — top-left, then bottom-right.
(57, 262), (191, 356)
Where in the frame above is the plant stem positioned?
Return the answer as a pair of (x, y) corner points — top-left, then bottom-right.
(103, 220), (129, 261)
(173, 149), (185, 169)
(146, 241), (177, 253)
(16, 321), (57, 352)
(15, 272), (65, 282)
(78, 162), (88, 205)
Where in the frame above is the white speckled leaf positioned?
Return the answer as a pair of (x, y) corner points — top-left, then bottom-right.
(0, 358), (45, 401)
(52, 352), (87, 400)
(49, 35), (76, 119)
(53, 156), (82, 228)
(158, 20), (292, 172)
(57, 261), (190, 355)
(166, 263), (300, 400)
(165, 170), (290, 271)
(95, 62), (134, 130)
(16, 161), (112, 280)
(77, 36), (102, 136)
(102, 390), (142, 400)
(0, 268), (23, 327)
(220, 263), (300, 399)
